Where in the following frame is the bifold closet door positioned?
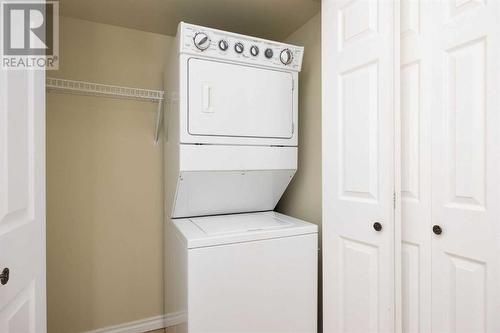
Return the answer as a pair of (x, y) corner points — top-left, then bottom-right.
(400, 0), (433, 332)
(401, 1), (500, 332)
(322, 1), (397, 332)
(430, 1), (500, 332)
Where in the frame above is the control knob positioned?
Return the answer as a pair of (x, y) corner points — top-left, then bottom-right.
(193, 32), (210, 51)
(234, 42), (244, 54)
(280, 49), (293, 65)
(250, 45), (259, 57)
(218, 39), (229, 51)
(264, 48), (274, 59)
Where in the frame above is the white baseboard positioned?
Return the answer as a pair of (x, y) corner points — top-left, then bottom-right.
(164, 311), (187, 327)
(83, 312), (186, 333)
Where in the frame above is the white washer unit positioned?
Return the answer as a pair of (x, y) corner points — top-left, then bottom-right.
(171, 212), (317, 333)
(164, 22), (317, 333)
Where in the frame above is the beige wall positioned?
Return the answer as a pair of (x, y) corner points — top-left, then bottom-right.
(276, 13), (322, 331)
(47, 16), (172, 333)
(277, 13), (322, 228)
(48, 13), (321, 333)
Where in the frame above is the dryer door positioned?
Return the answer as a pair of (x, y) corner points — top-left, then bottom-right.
(188, 58), (294, 139)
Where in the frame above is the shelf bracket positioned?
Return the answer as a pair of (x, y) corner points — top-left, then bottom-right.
(153, 99), (164, 145)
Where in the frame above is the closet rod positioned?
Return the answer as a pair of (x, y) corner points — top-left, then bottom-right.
(46, 77), (165, 144)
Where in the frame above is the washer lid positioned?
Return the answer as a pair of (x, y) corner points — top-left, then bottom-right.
(172, 211), (318, 249)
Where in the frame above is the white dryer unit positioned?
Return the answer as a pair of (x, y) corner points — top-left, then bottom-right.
(165, 22), (304, 218)
(176, 22), (303, 147)
(164, 22), (316, 333)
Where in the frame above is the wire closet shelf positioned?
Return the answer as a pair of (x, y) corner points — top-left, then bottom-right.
(46, 77), (165, 144)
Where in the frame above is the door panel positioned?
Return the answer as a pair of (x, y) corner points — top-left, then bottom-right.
(431, 1), (500, 332)
(0, 68), (46, 332)
(188, 58), (294, 138)
(322, 0), (396, 331)
(340, 237), (379, 333)
(444, 37), (486, 210)
(339, 61), (379, 202)
(400, 0), (432, 332)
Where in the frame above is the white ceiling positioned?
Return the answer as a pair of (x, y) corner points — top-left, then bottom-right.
(59, 0), (321, 41)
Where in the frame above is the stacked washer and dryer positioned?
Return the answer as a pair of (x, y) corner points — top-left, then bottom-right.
(164, 22), (317, 333)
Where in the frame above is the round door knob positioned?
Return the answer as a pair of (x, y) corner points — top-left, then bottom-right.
(373, 222), (383, 232)
(193, 32), (210, 51)
(250, 45), (259, 56)
(280, 49), (293, 65)
(433, 225), (443, 235)
(0, 268), (9, 285)
(218, 39), (228, 51)
(265, 48), (274, 59)
(234, 42), (244, 54)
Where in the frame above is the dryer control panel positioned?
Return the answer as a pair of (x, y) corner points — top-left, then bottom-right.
(178, 22), (304, 72)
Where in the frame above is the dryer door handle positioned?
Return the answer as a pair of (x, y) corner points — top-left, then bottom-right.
(202, 83), (214, 113)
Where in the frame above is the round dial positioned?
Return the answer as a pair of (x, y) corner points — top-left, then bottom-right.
(193, 32), (210, 51)
(218, 39), (229, 51)
(280, 49), (293, 65)
(234, 42), (244, 54)
(250, 45), (259, 56)
(264, 48), (274, 59)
